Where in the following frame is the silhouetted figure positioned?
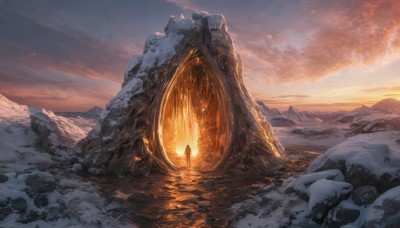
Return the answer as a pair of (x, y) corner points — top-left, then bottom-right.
(185, 145), (191, 167)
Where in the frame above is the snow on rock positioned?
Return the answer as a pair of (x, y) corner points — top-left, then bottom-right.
(256, 101), (282, 118)
(326, 200), (361, 227)
(30, 108), (87, 150)
(308, 131), (400, 192)
(291, 127), (339, 138)
(288, 169), (344, 200)
(284, 105), (322, 123)
(364, 186), (400, 227)
(308, 179), (353, 221)
(0, 93), (29, 120)
(346, 113), (400, 137)
(269, 116), (296, 127)
(231, 179), (314, 227)
(335, 105), (372, 123)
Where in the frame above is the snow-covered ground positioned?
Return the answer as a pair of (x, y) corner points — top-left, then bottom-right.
(233, 111), (400, 227)
(0, 94), (132, 227)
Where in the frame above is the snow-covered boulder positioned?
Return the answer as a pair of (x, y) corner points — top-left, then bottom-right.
(288, 169), (344, 200)
(308, 132), (400, 192)
(308, 179), (353, 222)
(346, 113), (400, 137)
(269, 116), (296, 127)
(352, 185), (378, 206)
(30, 108), (87, 150)
(326, 200), (360, 227)
(363, 186), (400, 227)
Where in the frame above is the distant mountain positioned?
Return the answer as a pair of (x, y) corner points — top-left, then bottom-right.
(256, 101), (282, 117)
(56, 106), (102, 119)
(284, 105), (322, 123)
(81, 106), (102, 119)
(371, 98), (400, 113)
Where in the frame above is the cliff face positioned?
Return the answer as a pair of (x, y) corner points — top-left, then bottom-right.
(81, 12), (284, 176)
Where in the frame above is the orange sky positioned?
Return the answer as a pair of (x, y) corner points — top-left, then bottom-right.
(1, 0), (400, 112)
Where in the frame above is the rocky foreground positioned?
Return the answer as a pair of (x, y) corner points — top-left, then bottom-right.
(231, 114), (400, 227)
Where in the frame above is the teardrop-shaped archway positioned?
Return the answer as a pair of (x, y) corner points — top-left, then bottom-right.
(158, 49), (233, 171)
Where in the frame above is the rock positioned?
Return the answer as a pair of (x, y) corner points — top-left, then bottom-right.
(45, 207), (64, 221)
(71, 163), (83, 172)
(308, 135), (400, 193)
(363, 186), (400, 227)
(88, 167), (101, 175)
(346, 114), (400, 137)
(25, 172), (56, 195)
(290, 169), (344, 200)
(269, 116), (296, 127)
(308, 179), (353, 222)
(69, 156), (79, 165)
(127, 191), (156, 202)
(11, 197), (27, 213)
(291, 127), (336, 138)
(0, 207), (12, 221)
(34, 194), (49, 208)
(18, 209), (45, 224)
(0, 173), (8, 183)
(352, 185), (378, 206)
(326, 201), (360, 226)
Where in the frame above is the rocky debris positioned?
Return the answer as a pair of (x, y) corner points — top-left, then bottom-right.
(34, 194), (49, 208)
(308, 135), (400, 193)
(18, 209), (45, 224)
(346, 113), (400, 137)
(0, 207), (12, 221)
(326, 200), (360, 227)
(269, 116), (296, 127)
(25, 172), (56, 195)
(288, 169), (344, 200)
(291, 127), (337, 138)
(364, 186), (400, 227)
(11, 197), (27, 213)
(352, 185), (378, 206)
(308, 179), (353, 222)
(0, 172), (8, 183)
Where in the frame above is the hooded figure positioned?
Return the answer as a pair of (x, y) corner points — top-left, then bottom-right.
(185, 145), (191, 167)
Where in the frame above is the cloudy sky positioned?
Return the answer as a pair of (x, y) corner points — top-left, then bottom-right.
(1, 0), (400, 112)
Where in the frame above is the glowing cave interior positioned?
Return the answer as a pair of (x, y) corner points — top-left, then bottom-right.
(158, 50), (233, 170)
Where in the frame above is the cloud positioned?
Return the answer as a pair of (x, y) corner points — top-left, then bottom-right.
(168, 0), (400, 83)
(363, 86), (400, 93)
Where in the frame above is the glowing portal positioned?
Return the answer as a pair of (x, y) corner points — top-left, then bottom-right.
(158, 50), (233, 170)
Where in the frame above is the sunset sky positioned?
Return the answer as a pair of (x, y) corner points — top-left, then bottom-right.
(1, 0), (400, 112)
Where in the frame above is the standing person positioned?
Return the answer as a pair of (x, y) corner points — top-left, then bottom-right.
(185, 145), (191, 167)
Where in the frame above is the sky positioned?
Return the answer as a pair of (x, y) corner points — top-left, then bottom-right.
(1, 0), (400, 112)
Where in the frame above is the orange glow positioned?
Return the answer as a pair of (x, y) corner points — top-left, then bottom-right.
(158, 50), (232, 170)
